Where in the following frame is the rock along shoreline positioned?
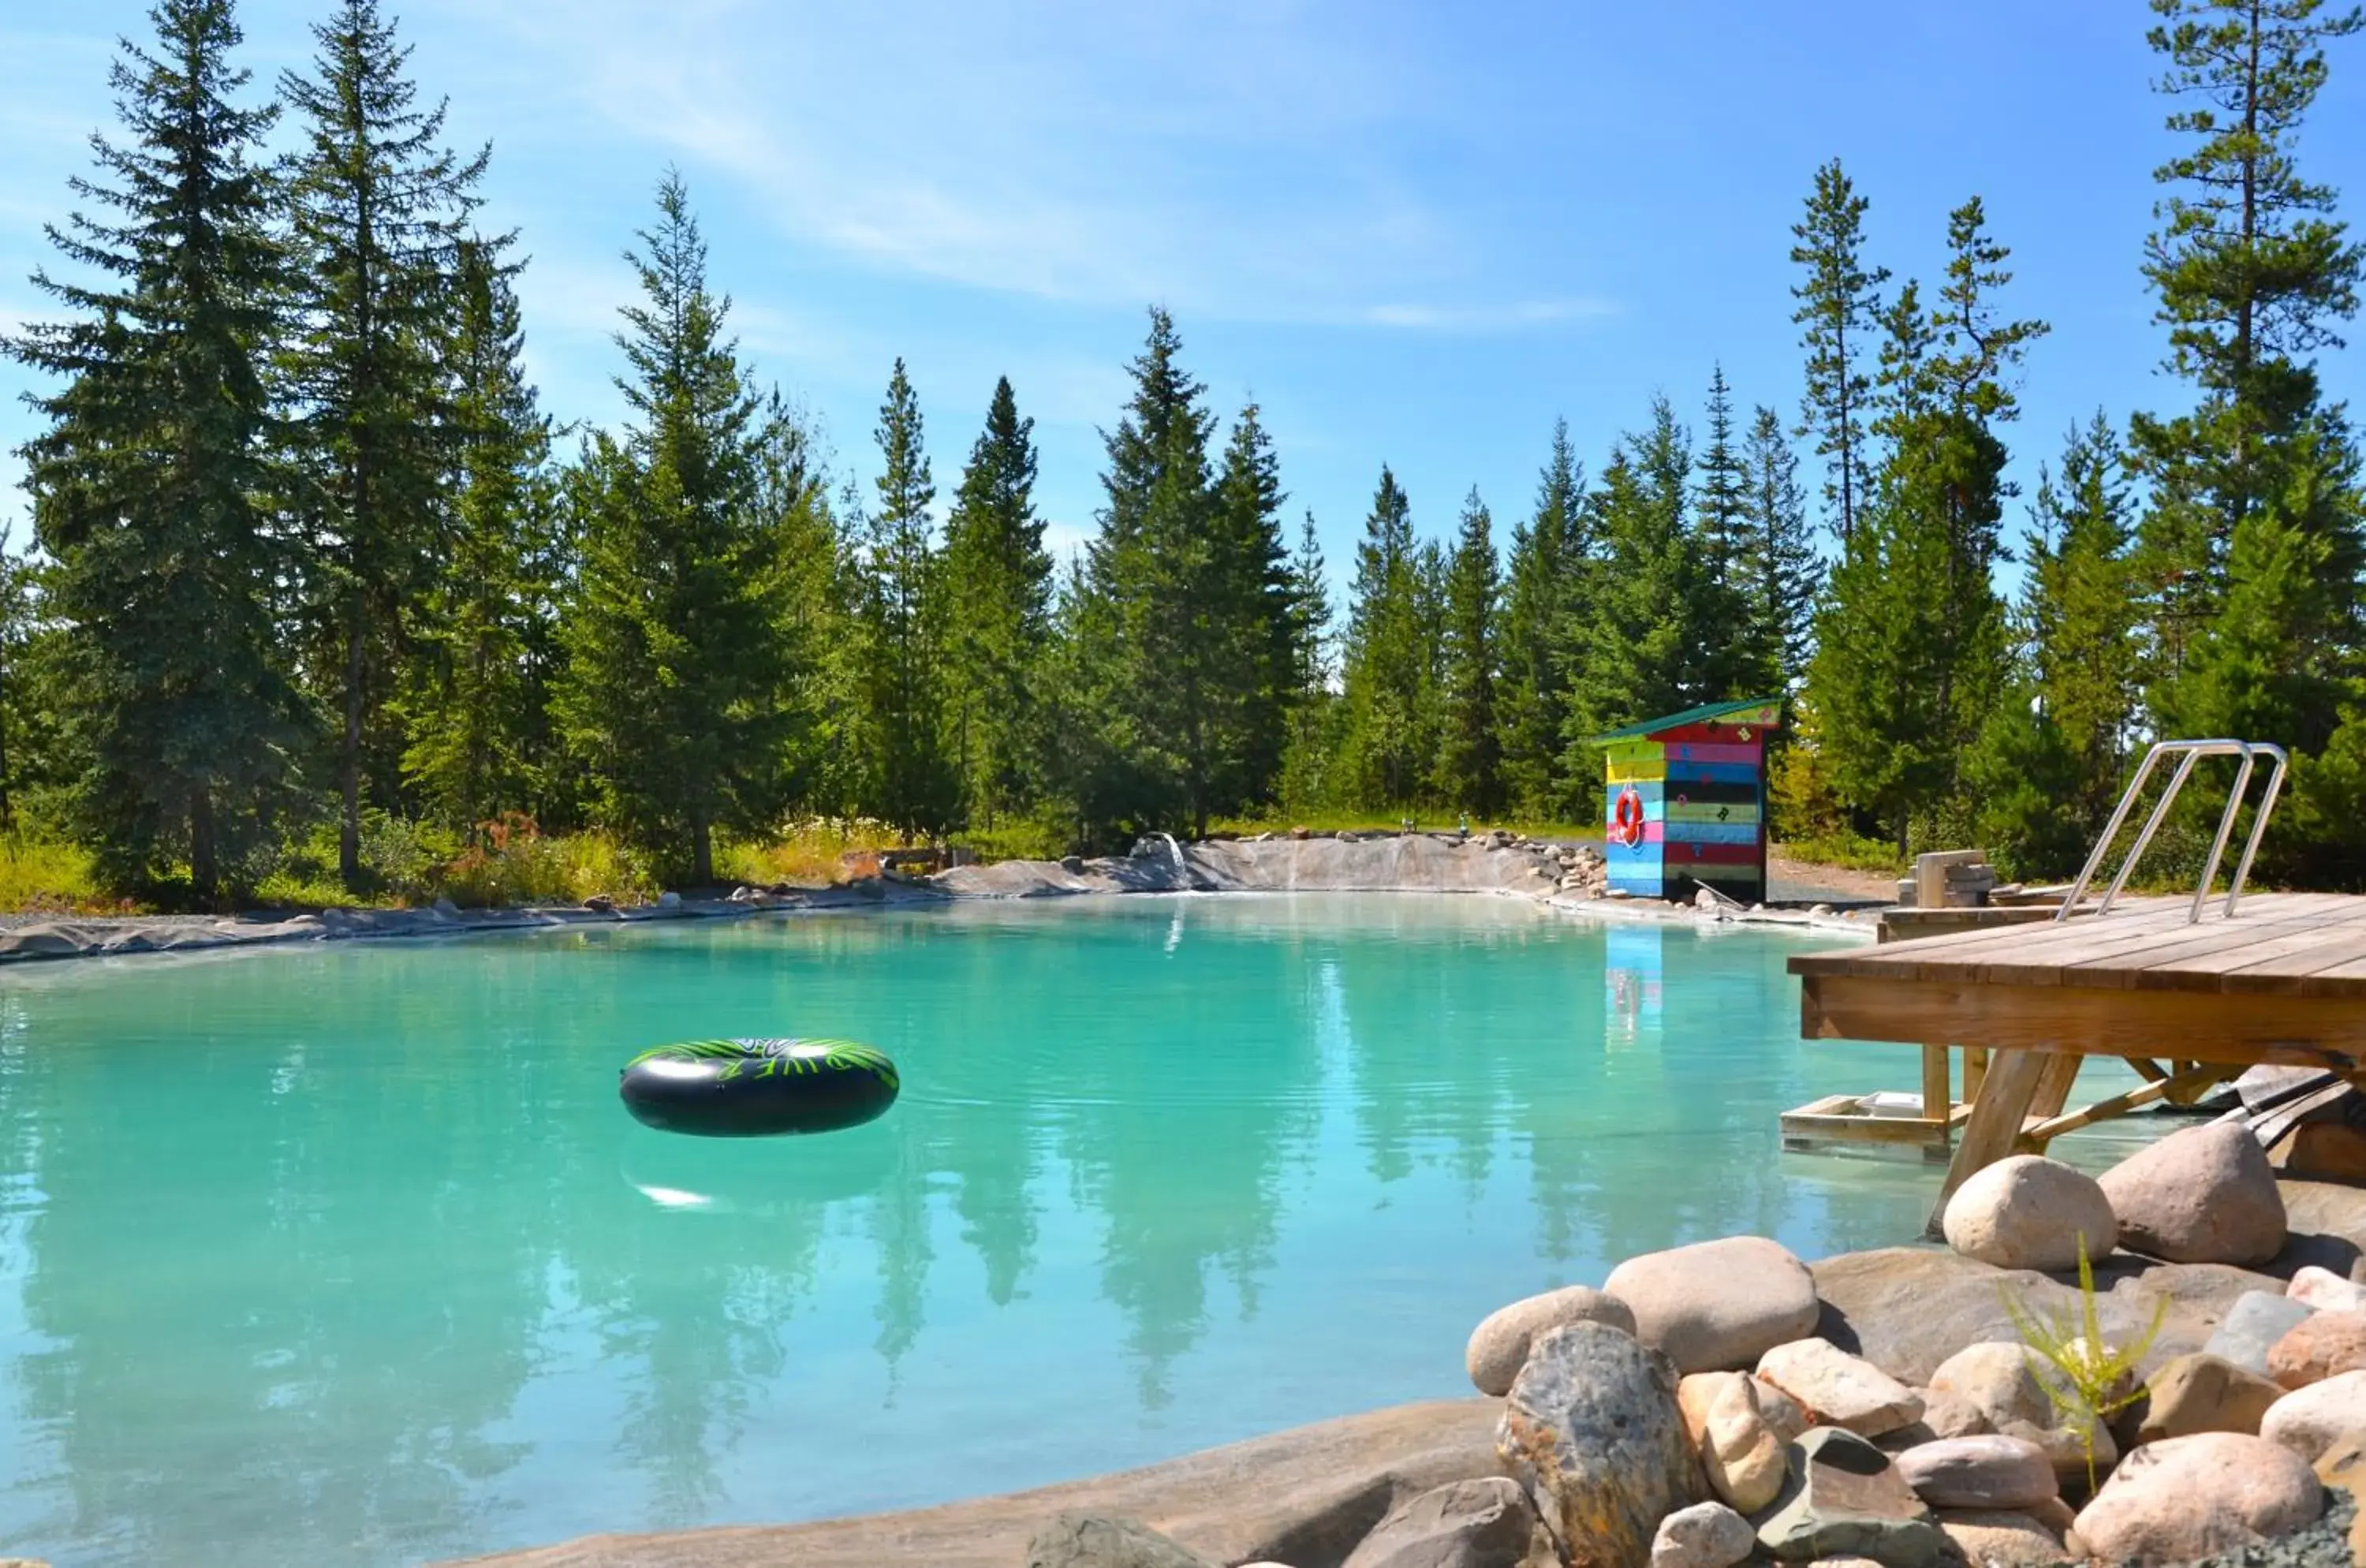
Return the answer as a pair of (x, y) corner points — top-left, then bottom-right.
(0, 831), (1875, 966)
(444, 1176), (2366, 1568)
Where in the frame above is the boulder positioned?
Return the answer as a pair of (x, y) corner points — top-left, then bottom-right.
(1465, 1286), (1638, 1397)
(1939, 1155), (2118, 1273)
(2261, 1370), (2366, 1464)
(1810, 1245), (2265, 1387)
(1338, 1477), (1539, 1568)
(1927, 1343), (2050, 1431)
(1995, 1416), (2115, 1491)
(1890, 1436), (2056, 1511)
(1756, 1339), (1925, 1438)
(1497, 1321), (1700, 1568)
(1604, 1236), (1819, 1373)
(2269, 1309), (2366, 1389)
(1932, 1508), (2066, 1568)
(2208, 1290), (2319, 1376)
(1678, 1372), (1789, 1513)
(1912, 1388), (1989, 1440)
(1752, 1427), (1950, 1567)
(1755, 1377), (1812, 1443)
(1648, 1502), (1755, 1568)
(1024, 1516), (1221, 1568)
(2316, 1428), (2366, 1489)
(2291, 1264), (2366, 1314)
(2136, 1352), (2283, 1442)
(2097, 1122), (2287, 1266)
(2070, 1431), (2322, 1562)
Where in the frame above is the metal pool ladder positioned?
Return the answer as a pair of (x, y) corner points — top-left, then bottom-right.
(2055, 739), (2289, 925)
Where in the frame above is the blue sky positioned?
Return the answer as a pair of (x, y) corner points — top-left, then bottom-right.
(4, 0), (2364, 595)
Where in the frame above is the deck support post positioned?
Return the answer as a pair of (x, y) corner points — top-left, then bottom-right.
(1923, 1047), (2052, 1239)
(1921, 1045), (1952, 1145)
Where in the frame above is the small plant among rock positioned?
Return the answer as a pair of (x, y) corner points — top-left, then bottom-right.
(1998, 1234), (2166, 1490)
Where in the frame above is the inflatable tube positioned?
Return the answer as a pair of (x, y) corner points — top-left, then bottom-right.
(618, 1037), (900, 1137)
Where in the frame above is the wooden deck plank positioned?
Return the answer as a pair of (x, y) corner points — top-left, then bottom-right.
(1787, 894), (2366, 996)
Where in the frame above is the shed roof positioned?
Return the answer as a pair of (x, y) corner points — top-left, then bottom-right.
(1584, 695), (1785, 744)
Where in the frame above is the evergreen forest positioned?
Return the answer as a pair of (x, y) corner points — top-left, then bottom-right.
(5, 0), (2364, 903)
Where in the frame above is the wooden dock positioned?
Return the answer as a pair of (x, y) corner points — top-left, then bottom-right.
(1786, 892), (2366, 1228)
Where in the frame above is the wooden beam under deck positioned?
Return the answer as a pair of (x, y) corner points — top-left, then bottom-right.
(1786, 892), (2366, 1233)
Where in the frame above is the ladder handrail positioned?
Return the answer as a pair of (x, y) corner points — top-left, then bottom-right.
(2054, 739), (2288, 925)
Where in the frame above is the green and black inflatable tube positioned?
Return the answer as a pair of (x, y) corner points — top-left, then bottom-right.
(618, 1037), (900, 1137)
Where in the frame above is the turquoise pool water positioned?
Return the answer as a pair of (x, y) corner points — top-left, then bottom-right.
(0, 894), (2148, 1566)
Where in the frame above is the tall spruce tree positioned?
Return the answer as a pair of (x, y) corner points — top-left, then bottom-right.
(7, 0), (307, 898)
(854, 357), (957, 839)
(2136, 0), (2364, 756)
(397, 237), (564, 838)
(1087, 309), (1233, 836)
(939, 375), (1051, 828)
(1790, 160), (1889, 544)
(1341, 466), (1428, 810)
(2025, 413), (2143, 824)
(1210, 401), (1295, 813)
(1694, 364), (1759, 696)
(1740, 405), (1821, 692)
(1809, 200), (2044, 851)
(1277, 511), (1337, 810)
(1563, 398), (1707, 757)
(1496, 420), (1587, 819)
(1436, 487), (1502, 815)
(554, 174), (802, 885)
(282, 0), (489, 888)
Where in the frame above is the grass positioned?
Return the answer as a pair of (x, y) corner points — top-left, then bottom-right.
(0, 837), (126, 915)
(1776, 830), (1906, 876)
(719, 818), (904, 887)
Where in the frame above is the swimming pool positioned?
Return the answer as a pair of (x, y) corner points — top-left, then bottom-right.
(0, 894), (2143, 1566)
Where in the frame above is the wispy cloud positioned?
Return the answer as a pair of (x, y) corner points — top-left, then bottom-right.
(423, 0), (1610, 332)
(1361, 297), (1621, 332)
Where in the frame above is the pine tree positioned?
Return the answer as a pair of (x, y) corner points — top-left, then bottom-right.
(282, 0), (489, 888)
(1563, 398), (1706, 759)
(1436, 487), (1502, 814)
(1210, 401), (1295, 812)
(1809, 199), (2043, 851)
(2135, 0), (2365, 750)
(1790, 159), (1890, 544)
(554, 173), (803, 886)
(854, 357), (958, 839)
(1496, 420), (1587, 820)
(6, 0), (307, 898)
(2025, 413), (2142, 826)
(1340, 466), (1428, 809)
(1693, 364), (1759, 696)
(1277, 511), (1337, 811)
(939, 375), (1051, 828)
(397, 237), (564, 838)
(1740, 405), (1821, 691)
(1086, 308), (1230, 836)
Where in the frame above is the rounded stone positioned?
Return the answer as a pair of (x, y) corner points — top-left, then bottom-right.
(2137, 1352), (2284, 1442)
(1679, 1371), (1789, 1514)
(1928, 1342), (2051, 1431)
(2096, 1122), (2286, 1267)
(1497, 1320), (1701, 1568)
(1649, 1501), (1756, 1568)
(1891, 1435), (2058, 1510)
(1603, 1234), (1821, 1374)
(1940, 1155), (2118, 1272)
(2072, 1431), (2322, 1562)
(2269, 1309), (2366, 1390)
(1757, 1338), (1926, 1439)
(2290, 1265), (2366, 1315)
(1464, 1284), (1637, 1397)
(1935, 1508), (2067, 1568)
(2262, 1370), (2366, 1464)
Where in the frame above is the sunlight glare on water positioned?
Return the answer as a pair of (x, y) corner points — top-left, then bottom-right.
(0, 894), (2149, 1566)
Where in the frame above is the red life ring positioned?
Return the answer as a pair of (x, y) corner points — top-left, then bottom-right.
(1611, 786), (1645, 847)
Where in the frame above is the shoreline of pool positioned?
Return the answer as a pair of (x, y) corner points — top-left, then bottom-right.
(0, 834), (1879, 965)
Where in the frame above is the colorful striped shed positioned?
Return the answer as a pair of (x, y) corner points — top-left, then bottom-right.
(1590, 696), (1783, 904)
